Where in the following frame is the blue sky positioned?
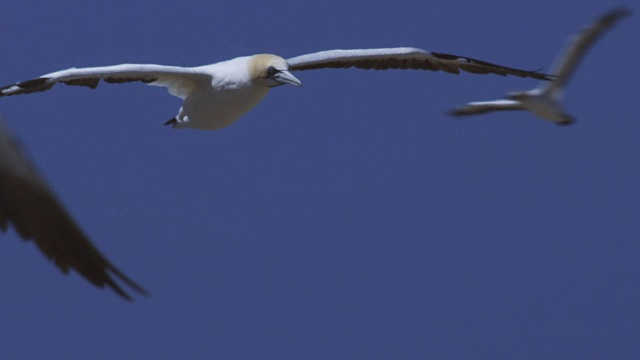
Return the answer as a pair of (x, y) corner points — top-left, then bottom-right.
(1, 0), (638, 359)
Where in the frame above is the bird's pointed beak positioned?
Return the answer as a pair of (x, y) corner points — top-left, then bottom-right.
(273, 70), (302, 87)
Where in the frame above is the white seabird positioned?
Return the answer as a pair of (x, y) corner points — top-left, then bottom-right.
(448, 7), (631, 125)
(0, 47), (552, 301)
(0, 48), (554, 130)
(0, 119), (147, 301)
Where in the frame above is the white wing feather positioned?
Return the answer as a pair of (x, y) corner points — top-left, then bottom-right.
(288, 47), (553, 80)
(449, 100), (525, 116)
(0, 64), (212, 100)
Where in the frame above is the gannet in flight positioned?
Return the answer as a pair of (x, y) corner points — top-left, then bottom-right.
(448, 7), (631, 125)
(0, 47), (551, 301)
(0, 119), (147, 301)
(0, 48), (553, 130)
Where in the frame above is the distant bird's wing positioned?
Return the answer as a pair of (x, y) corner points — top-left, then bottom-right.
(0, 64), (212, 99)
(448, 99), (526, 116)
(287, 48), (554, 80)
(541, 7), (631, 95)
(0, 119), (147, 301)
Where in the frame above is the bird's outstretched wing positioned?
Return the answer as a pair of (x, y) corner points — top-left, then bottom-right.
(0, 64), (212, 99)
(0, 119), (147, 301)
(542, 7), (631, 94)
(448, 99), (526, 116)
(287, 48), (553, 80)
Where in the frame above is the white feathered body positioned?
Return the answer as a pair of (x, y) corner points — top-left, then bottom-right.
(164, 56), (271, 130)
(518, 90), (567, 123)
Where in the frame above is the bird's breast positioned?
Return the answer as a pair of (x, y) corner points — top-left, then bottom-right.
(181, 84), (269, 130)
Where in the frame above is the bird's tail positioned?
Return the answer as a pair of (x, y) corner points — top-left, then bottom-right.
(164, 117), (177, 127)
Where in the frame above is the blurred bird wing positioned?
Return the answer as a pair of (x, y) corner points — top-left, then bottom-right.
(540, 7), (631, 95)
(0, 119), (147, 301)
(449, 99), (525, 116)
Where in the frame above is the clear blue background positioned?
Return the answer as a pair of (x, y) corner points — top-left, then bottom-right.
(1, 1), (638, 359)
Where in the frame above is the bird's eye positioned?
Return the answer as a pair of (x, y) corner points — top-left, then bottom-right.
(267, 66), (278, 76)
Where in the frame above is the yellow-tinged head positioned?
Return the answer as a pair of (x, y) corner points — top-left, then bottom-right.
(249, 54), (302, 88)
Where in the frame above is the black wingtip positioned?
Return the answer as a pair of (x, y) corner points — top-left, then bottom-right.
(528, 67), (556, 82)
(17, 77), (50, 88)
(447, 109), (465, 118)
(604, 6), (633, 23)
(164, 117), (177, 126)
(534, 72), (560, 81)
(2, 77), (55, 96)
(107, 265), (150, 302)
(555, 115), (577, 126)
(529, 70), (557, 81)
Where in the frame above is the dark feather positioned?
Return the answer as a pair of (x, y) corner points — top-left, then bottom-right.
(0, 122), (147, 301)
